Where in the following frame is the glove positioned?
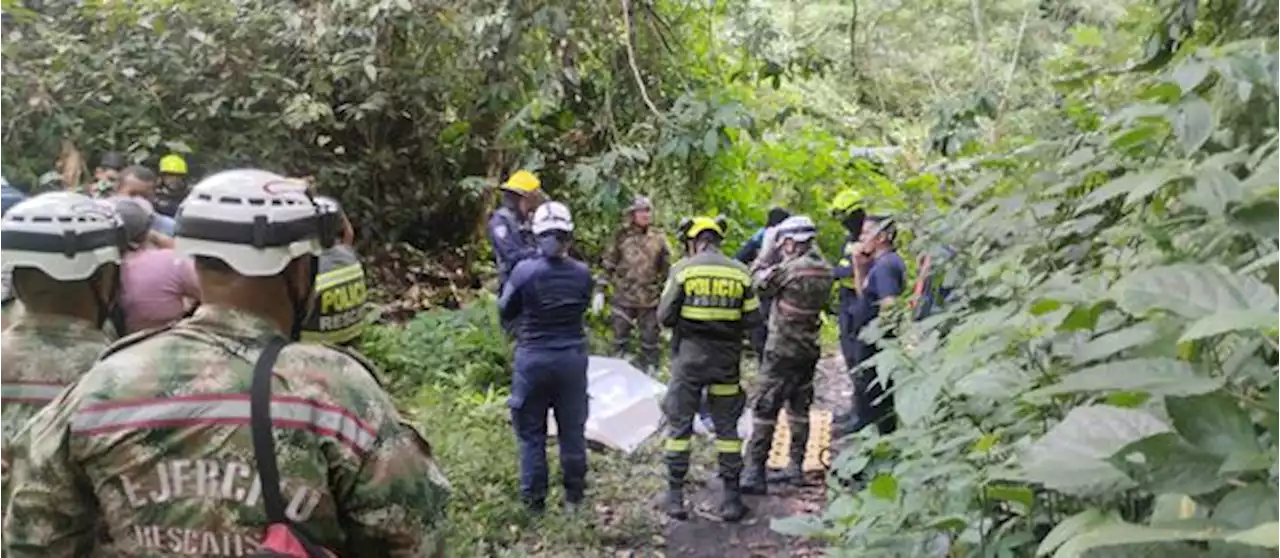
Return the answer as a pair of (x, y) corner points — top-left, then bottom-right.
(591, 291), (606, 313)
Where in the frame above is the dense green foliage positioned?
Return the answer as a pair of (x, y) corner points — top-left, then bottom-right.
(777, 2), (1280, 557)
(4, 0), (1278, 556)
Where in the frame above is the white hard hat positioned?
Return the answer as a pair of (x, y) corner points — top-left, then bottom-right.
(1, 192), (125, 281)
(173, 169), (337, 276)
(531, 201), (574, 235)
(777, 215), (818, 242)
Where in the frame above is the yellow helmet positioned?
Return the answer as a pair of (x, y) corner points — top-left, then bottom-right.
(680, 216), (726, 239)
(159, 154), (188, 175)
(829, 188), (861, 216)
(501, 170), (542, 194)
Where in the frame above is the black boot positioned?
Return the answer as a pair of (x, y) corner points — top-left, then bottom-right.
(718, 485), (749, 522)
(740, 463), (767, 495)
(767, 459), (804, 486)
(664, 487), (688, 520)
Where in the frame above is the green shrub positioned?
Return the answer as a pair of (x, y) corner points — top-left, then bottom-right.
(360, 296), (512, 394)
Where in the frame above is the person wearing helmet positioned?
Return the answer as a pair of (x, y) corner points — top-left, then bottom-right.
(658, 216), (761, 522)
(834, 214), (906, 438)
(498, 201), (594, 514)
(109, 197), (200, 334)
(831, 204), (867, 372)
(4, 170), (450, 556)
(600, 195), (671, 374)
(734, 206), (790, 265)
(0, 192), (125, 500)
(739, 216), (834, 494)
(155, 153), (190, 218)
(488, 170), (544, 328)
(90, 151), (127, 197)
(300, 195), (369, 346)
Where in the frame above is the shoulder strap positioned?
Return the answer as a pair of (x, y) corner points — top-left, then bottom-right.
(251, 337), (290, 523)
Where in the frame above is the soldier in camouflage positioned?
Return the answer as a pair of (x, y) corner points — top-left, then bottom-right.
(3, 170), (451, 557)
(601, 195), (671, 373)
(0, 192), (125, 501)
(741, 216), (834, 494)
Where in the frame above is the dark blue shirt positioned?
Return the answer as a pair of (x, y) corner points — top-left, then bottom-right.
(734, 227), (768, 264)
(487, 206), (537, 290)
(1, 181), (25, 216)
(849, 250), (906, 332)
(498, 255), (594, 350)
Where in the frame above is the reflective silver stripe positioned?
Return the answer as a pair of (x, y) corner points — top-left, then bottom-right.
(71, 396), (377, 453)
(1, 382), (67, 402)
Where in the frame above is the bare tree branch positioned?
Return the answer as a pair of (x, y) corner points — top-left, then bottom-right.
(989, 5), (1034, 143)
(620, 0), (664, 121)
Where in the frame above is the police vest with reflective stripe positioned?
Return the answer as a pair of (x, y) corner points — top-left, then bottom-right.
(301, 247), (368, 345)
(676, 264), (759, 321)
(837, 242), (857, 291)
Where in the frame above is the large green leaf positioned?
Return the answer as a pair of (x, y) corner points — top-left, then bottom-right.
(1072, 323), (1160, 365)
(1078, 166), (1179, 212)
(1178, 310), (1277, 342)
(1223, 522), (1280, 548)
(1212, 484), (1279, 530)
(1025, 358), (1221, 399)
(1055, 521), (1243, 558)
(1186, 166), (1244, 217)
(1037, 509), (1119, 556)
(1108, 432), (1227, 495)
(1169, 96), (1215, 154)
(1110, 264), (1279, 319)
(1165, 392), (1261, 457)
(1021, 405), (1169, 496)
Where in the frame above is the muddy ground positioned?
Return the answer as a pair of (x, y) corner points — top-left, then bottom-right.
(657, 352), (850, 557)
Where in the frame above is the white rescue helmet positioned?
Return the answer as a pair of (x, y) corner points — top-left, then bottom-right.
(173, 169), (338, 276)
(531, 201), (574, 235)
(1, 192), (125, 281)
(777, 215), (818, 243)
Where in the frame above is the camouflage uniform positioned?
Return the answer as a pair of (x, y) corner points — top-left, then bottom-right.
(1, 313), (111, 501)
(601, 225), (670, 371)
(3, 305), (451, 557)
(657, 248), (761, 501)
(743, 249), (833, 486)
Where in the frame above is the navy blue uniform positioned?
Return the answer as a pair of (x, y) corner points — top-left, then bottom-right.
(833, 237), (859, 368)
(489, 206), (538, 334)
(849, 250), (906, 435)
(498, 254), (594, 507)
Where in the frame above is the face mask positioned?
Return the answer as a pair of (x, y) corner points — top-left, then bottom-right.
(537, 234), (566, 258)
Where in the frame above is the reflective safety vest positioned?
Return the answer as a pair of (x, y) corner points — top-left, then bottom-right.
(836, 242), (858, 291)
(301, 247), (369, 345)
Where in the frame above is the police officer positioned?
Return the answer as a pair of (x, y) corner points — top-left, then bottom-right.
(3, 170), (450, 556)
(658, 216), (761, 522)
(740, 216), (834, 493)
(300, 196), (368, 346)
(1, 192), (124, 499)
(601, 195), (671, 373)
(831, 201), (867, 373)
(488, 170), (544, 332)
(498, 201), (594, 514)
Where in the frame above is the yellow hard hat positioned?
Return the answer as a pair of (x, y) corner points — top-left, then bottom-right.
(159, 154), (188, 175)
(501, 170), (542, 194)
(683, 216), (725, 239)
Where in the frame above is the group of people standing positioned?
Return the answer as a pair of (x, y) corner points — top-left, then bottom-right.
(1, 169), (446, 556)
(485, 169), (907, 523)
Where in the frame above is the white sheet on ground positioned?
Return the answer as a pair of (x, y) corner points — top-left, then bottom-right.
(546, 356), (667, 454)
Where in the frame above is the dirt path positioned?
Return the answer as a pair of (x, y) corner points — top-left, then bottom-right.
(659, 353), (851, 557)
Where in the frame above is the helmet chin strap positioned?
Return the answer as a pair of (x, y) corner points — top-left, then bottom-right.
(283, 256), (318, 341)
